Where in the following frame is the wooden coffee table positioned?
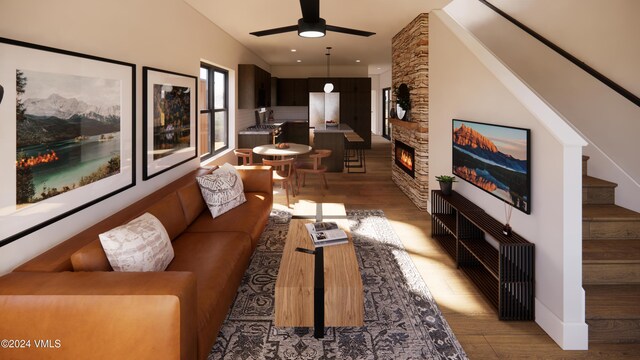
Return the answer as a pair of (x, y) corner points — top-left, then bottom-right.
(274, 202), (364, 337)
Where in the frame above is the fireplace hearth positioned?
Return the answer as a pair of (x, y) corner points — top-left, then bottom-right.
(394, 140), (415, 178)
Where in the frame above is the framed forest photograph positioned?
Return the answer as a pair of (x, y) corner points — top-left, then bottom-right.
(0, 37), (135, 246)
(142, 67), (197, 180)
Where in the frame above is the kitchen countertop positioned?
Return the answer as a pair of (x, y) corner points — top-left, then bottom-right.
(238, 120), (309, 134)
(265, 119), (309, 126)
(313, 123), (354, 133)
(238, 129), (272, 135)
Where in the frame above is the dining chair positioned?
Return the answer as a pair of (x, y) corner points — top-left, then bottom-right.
(296, 149), (331, 193)
(263, 157), (296, 207)
(233, 148), (254, 165)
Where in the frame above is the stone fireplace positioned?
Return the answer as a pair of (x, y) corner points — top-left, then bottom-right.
(391, 13), (430, 211)
(395, 140), (415, 178)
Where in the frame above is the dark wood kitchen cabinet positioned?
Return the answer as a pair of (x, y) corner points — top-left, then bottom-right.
(283, 121), (309, 145)
(277, 78), (308, 106)
(237, 133), (271, 164)
(239, 64), (271, 109)
(308, 77), (370, 148)
(340, 77), (371, 148)
(308, 77), (341, 92)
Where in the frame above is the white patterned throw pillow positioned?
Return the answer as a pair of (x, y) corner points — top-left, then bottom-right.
(196, 163), (247, 218)
(99, 213), (174, 272)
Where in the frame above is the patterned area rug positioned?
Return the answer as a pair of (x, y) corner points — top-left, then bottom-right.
(209, 209), (467, 359)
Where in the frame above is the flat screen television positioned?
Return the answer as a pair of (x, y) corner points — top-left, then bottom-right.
(452, 119), (531, 214)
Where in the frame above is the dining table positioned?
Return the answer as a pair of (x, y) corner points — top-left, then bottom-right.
(252, 143), (313, 158)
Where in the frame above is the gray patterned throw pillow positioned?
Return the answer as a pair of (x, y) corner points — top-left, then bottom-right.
(196, 163), (247, 218)
(99, 213), (174, 272)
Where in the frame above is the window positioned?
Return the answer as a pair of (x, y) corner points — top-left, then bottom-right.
(382, 87), (391, 140)
(199, 63), (228, 160)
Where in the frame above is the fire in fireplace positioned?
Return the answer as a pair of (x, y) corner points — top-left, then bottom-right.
(394, 140), (415, 178)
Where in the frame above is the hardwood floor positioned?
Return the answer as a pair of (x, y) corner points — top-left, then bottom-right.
(269, 135), (640, 358)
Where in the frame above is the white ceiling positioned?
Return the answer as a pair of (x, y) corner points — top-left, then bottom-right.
(184, 0), (450, 74)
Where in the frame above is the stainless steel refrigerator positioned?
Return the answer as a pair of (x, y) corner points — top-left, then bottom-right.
(309, 92), (340, 128)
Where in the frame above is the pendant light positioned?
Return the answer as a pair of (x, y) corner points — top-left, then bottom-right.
(324, 47), (334, 93)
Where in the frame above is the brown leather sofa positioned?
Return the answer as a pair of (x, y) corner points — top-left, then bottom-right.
(0, 166), (273, 360)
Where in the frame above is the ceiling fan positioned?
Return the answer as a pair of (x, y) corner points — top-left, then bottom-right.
(250, 0), (375, 38)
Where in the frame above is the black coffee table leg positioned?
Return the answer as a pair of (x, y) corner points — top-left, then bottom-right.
(314, 247), (324, 339)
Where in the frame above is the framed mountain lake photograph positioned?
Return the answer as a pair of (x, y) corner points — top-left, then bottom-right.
(0, 37), (135, 246)
(142, 67), (197, 180)
(452, 119), (531, 214)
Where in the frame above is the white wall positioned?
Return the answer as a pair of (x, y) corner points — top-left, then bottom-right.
(380, 70), (392, 92)
(370, 69), (391, 136)
(430, 10), (588, 349)
(445, 0), (640, 213)
(370, 74), (381, 135)
(0, 0), (267, 274)
(489, 0), (640, 96)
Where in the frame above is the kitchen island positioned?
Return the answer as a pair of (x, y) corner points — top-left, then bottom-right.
(313, 123), (354, 172)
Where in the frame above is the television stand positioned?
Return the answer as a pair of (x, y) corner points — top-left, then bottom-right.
(431, 190), (535, 320)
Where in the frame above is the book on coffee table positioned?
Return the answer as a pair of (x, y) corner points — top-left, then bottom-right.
(305, 222), (348, 247)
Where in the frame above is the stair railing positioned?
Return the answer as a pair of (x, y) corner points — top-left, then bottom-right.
(478, 0), (640, 108)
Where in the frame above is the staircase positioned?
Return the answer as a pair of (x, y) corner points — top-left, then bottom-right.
(582, 155), (640, 343)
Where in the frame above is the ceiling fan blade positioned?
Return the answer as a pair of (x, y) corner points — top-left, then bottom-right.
(300, 0), (320, 22)
(326, 24), (376, 37)
(250, 25), (299, 37)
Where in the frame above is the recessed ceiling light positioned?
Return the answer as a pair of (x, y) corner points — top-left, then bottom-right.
(355, 60), (361, 63)
(291, 49), (297, 52)
(377, 67), (381, 70)
(296, 59), (302, 63)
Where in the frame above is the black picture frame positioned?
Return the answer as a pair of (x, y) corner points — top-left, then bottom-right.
(0, 37), (136, 247)
(142, 66), (198, 180)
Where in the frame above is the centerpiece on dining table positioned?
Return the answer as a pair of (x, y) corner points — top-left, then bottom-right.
(276, 142), (290, 149)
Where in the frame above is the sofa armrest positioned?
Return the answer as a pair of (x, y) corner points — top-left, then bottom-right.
(236, 165), (273, 194)
(0, 272), (197, 360)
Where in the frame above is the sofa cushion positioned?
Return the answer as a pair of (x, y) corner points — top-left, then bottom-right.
(176, 167), (217, 225)
(196, 163), (246, 219)
(99, 213), (175, 272)
(176, 181), (206, 225)
(166, 231), (251, 357)
(70, 240), (113, 272)
(146, 192), (189, 241)
(186, 192), (271, 248)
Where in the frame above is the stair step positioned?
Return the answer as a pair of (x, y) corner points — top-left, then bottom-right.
(583, 176), (617, 205)
(583, 176), (618, 188)
(583, 285), (640, 343)
(583, 204), (640, 221)
(583, 239), (640, 263)
(584, 263), (640, 284)
(585, 285), (640, 343)
(582, 155), (590, 176)
(587, 319), (640, 343)
(585, 284), (640, 319)
(583, 205), (640, 240)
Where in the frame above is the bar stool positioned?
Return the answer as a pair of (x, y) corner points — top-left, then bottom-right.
(233, 149), (253, 165)
(344, 133), (366, 173)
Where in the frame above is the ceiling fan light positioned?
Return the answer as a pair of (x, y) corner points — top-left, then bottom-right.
(323, 82), (334, 93)
(298, 18), (326, 38)
(299, 30), (325, 38)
